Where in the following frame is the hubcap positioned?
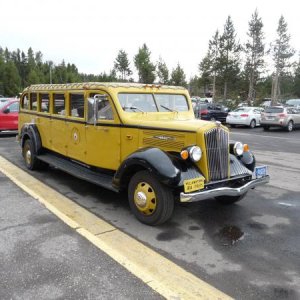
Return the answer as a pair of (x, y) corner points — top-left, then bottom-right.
(25, 148), (31, 165)
(134, 182), (157, 215)
(289, 122), (293, 131)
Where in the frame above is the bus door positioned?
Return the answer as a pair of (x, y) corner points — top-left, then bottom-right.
(85, 94), (120, 170)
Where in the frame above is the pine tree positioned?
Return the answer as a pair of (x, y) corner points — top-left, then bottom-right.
(134, 44), (156, 83)
(156, 57), (169, 84)
(245, 9), (265, 104)
(170, 63), (187, 87)
(218, 16), (241, 100)
(114, 50), (132, 81)
(271, 16), (295, 104)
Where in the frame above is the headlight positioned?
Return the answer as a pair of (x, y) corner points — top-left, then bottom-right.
(233, 142), (244, 156)
(189, 146), (202, 162)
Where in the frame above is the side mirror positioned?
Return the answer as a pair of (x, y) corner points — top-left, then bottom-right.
(3, 108), (10, 114)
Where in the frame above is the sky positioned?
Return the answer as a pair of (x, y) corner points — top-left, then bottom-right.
(1, 0), (300, 79)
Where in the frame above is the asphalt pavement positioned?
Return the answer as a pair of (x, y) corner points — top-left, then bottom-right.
(0, 166), (161, 300)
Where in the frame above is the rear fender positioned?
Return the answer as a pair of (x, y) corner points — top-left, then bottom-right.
(20, 123), (43, 154)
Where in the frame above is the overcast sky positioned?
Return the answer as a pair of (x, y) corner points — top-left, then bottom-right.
(1, 0), (299, 79)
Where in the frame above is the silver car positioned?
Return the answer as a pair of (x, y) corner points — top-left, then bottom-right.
(260, 106), (300, 132)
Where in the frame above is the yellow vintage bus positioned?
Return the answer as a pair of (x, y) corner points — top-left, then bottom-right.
(18, 82), (269, 225)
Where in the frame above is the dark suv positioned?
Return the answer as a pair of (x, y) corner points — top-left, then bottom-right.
(194, 103), (229, 123)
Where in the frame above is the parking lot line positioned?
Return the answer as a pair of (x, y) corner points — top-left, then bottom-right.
(0, 155), (232, 300)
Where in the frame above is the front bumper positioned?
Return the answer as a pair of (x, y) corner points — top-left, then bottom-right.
(180, 175), (270, 202)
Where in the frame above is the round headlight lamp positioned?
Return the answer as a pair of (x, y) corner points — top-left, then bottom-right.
(233, 142), (244, 156)
(189, 146), (202, 162)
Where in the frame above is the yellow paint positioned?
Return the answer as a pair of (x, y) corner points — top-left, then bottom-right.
(0, 155), (232, 300)
(18, 83), (224, 182)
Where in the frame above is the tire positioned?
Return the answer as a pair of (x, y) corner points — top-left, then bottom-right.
(249, 119), (256, 129)
(230, 124), (236, 128)
(22, 139), (47, 170)
(263, 126), (269, 131)
(215, 193), (247, 205)
(286, 120), (293, 132)
(128, 170), (174, 225)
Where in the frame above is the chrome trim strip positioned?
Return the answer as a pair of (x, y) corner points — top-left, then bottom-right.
(180, 175), (270, 202)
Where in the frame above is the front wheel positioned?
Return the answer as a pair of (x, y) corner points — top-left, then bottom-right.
(128, 170), (174, 225)
(286, 120), (293, 132)
(215, 193), (247, 205)
(249, 119), (256, 129)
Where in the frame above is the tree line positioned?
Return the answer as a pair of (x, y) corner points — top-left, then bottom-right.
(0, 10), (300, 104)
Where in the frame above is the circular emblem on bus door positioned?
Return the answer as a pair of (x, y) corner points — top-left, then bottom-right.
(71, 128), (80, 144)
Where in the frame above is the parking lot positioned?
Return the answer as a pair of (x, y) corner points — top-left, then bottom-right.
(0, 126), (300, 299)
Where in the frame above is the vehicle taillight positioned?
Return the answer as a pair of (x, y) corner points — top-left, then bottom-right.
(201, 109), (208, 115)
(240, 114), (249, 117)
(278, 113), (286, 117)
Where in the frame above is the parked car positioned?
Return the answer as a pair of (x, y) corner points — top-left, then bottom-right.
(226, 107), (263, 128)
(285, 99), (300, 108)
(196, 103), (229, 123)
(0, 99), (19, 132)
(260, 106), (300, 132)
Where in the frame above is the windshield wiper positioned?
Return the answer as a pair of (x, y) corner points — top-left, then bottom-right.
(123, 106), (144, 112)
(160, 105), (178, 112)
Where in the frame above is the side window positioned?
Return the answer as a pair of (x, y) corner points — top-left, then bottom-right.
(53, 94), (65, 115)
(70, 94), (84, 118)
(39, 93), (50, 113)
(8, 102), (19, 112)
(22, 94), (29, 110)
(30, 93), (37, 111)
(89, 93), (114, 121)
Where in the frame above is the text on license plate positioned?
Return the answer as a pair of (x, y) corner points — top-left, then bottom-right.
(184, 177), (205, 193)
(255, 166), (267, 178)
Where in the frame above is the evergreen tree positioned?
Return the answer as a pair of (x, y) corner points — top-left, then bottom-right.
(156, 57), (169, 84)
(170, 63), (187, 87)
(218, 16), (241, 100)
(114, 50), (132, 81)
(271, 16), (295, 103)
(134, 44), (156, 83)
(245, 9), (265, 104)
(293, 56), (300, 97)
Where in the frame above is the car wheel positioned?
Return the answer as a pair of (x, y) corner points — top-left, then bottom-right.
(286, 121), (293, 132)
(230, 124), (236, 128)
(210, 117), (216, 122)
(263, 126), (270, 131)
(249, 119), (256, 129)
(22, 139), (47, 170)
(128, 170), (174, 225)
(215, 193), (247, 205)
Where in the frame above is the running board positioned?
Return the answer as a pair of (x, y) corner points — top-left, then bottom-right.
(37, 153), (118, 192)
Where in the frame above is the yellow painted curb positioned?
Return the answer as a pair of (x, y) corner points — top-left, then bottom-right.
(0, 155), (232, 300)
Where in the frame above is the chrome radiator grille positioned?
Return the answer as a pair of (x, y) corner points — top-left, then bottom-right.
(204, 127), (229, 181)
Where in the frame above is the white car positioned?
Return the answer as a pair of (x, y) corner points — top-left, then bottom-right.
(226, 107), (263, 128)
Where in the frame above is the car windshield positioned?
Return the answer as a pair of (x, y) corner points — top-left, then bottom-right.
(118, 93), (189, 112)
(265, 107), (284, 113)
(0, 101), (8, 109)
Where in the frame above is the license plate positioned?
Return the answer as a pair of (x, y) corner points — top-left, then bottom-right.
(254, 166), (267, 178)
(267, 117), (274, 120)
(184, 177), (204, 193)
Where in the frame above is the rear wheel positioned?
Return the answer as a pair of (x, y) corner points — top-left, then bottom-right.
(286, 120), (293, 132)
(215, 193), (247, 205)
(249, 119), (256, 129)
(128, 170), (174, 225)
(22, 139), (47, 170)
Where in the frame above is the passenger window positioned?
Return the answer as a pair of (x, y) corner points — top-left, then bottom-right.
(70, 94), (84, 118)
(22, 94), (29, 110)
(53, 94), (65, 115)
(89, 93), (114, 121)
(39, 93), (50, 113)
(30, 93), (38, 111)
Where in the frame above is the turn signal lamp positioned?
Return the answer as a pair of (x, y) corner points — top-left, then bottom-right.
(180, 150), (189, 160)
(243, 144), (249, 152)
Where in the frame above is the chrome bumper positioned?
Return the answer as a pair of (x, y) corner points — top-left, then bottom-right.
(180, 175), (270, 203)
